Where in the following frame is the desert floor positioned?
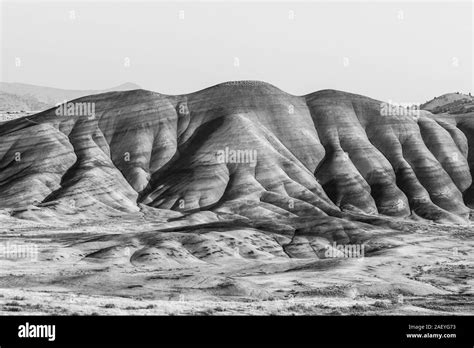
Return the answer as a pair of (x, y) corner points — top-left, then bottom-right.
(0, 217), (472, 315)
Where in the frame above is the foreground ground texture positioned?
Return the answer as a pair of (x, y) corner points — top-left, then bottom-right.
(0, 215), (472, 315)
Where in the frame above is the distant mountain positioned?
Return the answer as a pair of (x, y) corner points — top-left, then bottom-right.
(0, 91), (51, 112)
(0, 82), (141, 112)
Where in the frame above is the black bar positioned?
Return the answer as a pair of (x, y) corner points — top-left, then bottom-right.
(0, 316), (472, 346)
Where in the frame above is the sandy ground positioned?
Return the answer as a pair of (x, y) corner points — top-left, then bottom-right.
(0, 217), (472, 315)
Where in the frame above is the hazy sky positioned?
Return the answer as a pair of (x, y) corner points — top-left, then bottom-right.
(1, 1), (472, 103)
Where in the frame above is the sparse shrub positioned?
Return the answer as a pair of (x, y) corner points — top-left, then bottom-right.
(5, 301), (21, 306)
(372, 301), (391, 309)
(28, 304), (43, 310)
(351, 304), (366, 311)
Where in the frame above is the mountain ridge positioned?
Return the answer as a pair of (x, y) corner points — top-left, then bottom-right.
(0, 82), (472, 234)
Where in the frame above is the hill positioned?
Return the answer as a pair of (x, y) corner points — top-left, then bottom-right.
(0, 82), (141, 114)
(0, 81), (471, 230)
(421, 92), (474, 114)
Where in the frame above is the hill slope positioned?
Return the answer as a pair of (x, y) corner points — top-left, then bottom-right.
(421, 92), (474, 114)
(0, 81), (472, 232)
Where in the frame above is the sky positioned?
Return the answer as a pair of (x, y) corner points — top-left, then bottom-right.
(0, 0), (472, 104)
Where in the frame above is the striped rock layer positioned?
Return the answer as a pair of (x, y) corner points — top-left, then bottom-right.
(0, 82), (472, 230)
